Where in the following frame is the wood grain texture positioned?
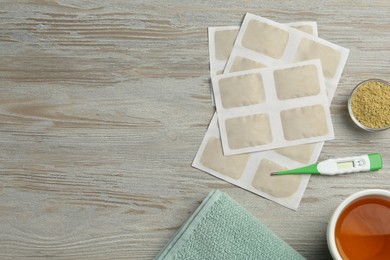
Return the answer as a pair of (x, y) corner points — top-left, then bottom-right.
(0, 0), (389, 259)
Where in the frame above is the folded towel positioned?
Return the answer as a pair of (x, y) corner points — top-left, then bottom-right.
(155, 190), (305, 260)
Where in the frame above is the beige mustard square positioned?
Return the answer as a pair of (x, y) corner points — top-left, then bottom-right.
(291, 25), (313, 35)
(274, 143), (317, 164)
(229, 56), (266, 73)
(215, 29), (239, 60)
(280, 105), (329, 141)
(252, 159), (302, 198)
(200, 137), (249, 179)
(218, 73), (266, 109)
(293, 38), (342, 78)
(273, 64), (321, 100)
(241, 20), (289, 59)
(225, 114), (272, 149)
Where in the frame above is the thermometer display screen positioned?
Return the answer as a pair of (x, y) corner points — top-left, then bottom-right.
(337, 161), (354, 169)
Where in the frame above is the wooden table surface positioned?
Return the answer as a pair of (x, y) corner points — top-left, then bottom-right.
(1, 1), (389, 259)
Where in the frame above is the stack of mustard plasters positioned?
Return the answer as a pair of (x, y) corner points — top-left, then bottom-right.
(192, 13), (349, 210)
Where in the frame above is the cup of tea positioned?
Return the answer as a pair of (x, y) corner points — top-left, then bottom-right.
(327, 189), (390, 260)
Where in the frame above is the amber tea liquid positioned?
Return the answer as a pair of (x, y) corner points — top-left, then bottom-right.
(335, 196), (390, 260)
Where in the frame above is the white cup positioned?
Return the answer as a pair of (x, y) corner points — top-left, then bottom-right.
(327, 189), (390, 260)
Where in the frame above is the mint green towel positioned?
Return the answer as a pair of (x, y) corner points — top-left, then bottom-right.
(155, 190), (305, 260)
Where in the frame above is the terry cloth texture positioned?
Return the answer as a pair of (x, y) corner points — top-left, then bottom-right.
(155, 190), (305, 260)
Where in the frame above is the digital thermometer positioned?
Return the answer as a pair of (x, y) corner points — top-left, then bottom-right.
(271, 153), (383, 176)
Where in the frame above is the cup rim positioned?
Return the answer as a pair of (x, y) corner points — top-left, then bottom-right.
(327, 189), (390, 260)
(348, 79), (390, 131)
